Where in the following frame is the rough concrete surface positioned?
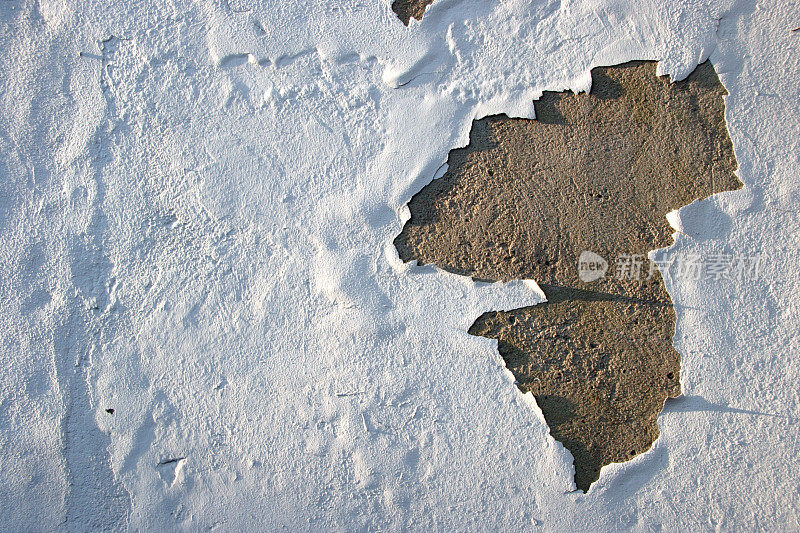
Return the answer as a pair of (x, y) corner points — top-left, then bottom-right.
(392, 0), (435, 25)
(395, 61), (741, 491)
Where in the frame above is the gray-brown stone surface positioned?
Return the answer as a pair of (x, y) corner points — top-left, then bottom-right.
(394, 61), (741, 491)
(392, 0), (435, 25)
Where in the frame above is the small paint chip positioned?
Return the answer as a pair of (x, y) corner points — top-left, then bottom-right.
(156, 457), (186, 486)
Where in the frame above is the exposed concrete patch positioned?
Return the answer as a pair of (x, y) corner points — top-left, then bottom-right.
(392, 0), (435, 25)
(394, 61), (740, 491)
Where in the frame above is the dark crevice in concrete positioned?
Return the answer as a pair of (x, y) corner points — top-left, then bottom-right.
(536, 285), (674, 307)
(395, 60), (741, 491)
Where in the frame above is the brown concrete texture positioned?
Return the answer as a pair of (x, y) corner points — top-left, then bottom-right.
(392, 0), (435, 25)
(394, 61), (740, 491)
